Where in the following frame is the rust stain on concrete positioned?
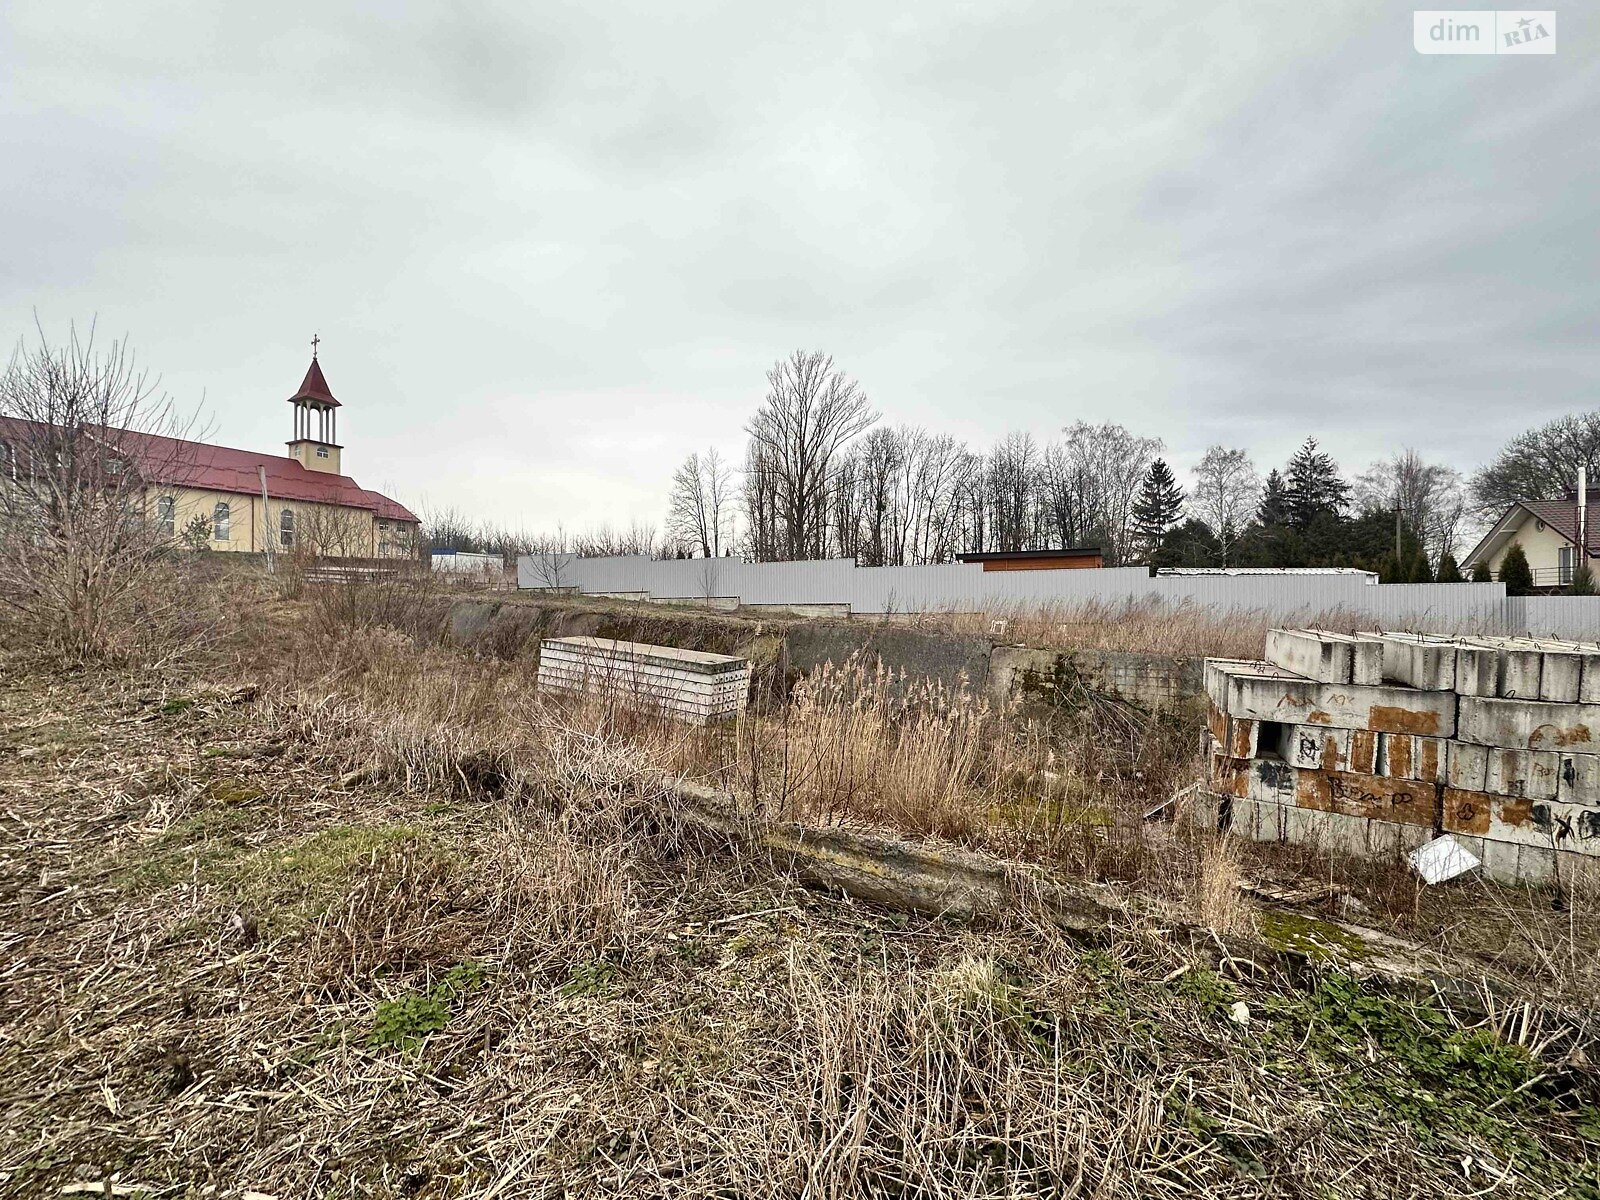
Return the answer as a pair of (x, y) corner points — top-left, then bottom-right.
(1528, 722), (1593, 750)
(1442, 788), (1491, 836)
(1369, 705), (1443, 736)
(1348, 730), (1378, 775)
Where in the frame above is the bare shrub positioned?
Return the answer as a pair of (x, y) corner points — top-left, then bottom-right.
(0, 322), (208, 660)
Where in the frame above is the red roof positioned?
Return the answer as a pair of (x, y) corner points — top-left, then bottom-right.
(0, 417), (416, 523)
(289, 357), (340, 407)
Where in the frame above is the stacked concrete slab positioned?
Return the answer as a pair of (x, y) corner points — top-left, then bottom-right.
(537, 636), (752, 725)
(1201, 629), (1600, 884)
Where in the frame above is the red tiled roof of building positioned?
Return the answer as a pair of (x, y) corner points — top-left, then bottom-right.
(0, 417), (416, 523)
(289, 357), (340, 408)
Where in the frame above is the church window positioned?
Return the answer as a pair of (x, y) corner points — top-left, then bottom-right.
(280, 508), (296, 548)
(157, 495), (176, 536)
(316, 447), (329, 459)
(213, 502), (230, 542)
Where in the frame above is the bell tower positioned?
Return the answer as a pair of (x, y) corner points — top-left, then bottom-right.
(287, 335), (342, 474)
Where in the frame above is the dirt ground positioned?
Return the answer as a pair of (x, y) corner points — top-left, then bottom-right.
(2, 612), (1598, 1198)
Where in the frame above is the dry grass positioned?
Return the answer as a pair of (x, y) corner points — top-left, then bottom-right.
(2, 571), (1599, 1197)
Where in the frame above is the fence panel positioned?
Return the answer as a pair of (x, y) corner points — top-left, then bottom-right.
(518, 554), (1600, 637)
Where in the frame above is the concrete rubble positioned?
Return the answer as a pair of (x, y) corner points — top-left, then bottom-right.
(1200, 629), (1600, 885)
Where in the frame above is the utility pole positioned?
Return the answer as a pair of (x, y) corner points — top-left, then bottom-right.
(259, 466), (275, 574)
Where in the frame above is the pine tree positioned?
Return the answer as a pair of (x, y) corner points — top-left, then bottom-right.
(1435, 553), (1464, 583)
(1256, 469), (1291, 526)
(1498, 544), (1534, 595)
(1403, 542), (1432, 583)
(1130, 459), (1184, 564)
(1470, 561), (1492, 583)
(1284, 438), (1350, 530)
(1572, 563), (1596, 595)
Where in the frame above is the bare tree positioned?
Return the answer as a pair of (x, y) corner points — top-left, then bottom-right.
(745, 350), (877, 561)
(667, 447), (733, 557)
(986, 431), (1041, 552)
(1356, 449), (1467, 567)
(1191, 445), (1261, 565)
(1472, 410), (1600, 515)
(0, 323), (201, 658)
(1055, 422), (1162, 565)
(292, 503), (372, 559)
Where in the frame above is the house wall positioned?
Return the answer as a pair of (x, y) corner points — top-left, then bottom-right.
(1491, 510), (1573, 576)
(147, 485), (415, 558)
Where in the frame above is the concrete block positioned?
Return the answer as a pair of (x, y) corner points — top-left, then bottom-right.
(1538, 650), (1588, 704)
(1283, 725), (1351, 771)
(1295, 769), (1436, 827)
(1283, 807), (1368, 856)
(1366, 818), (1433, 859)
(1358, 633), (1457, 691)
(1206, 705), (1258, 760)
(1480, 839), (1555, 885)
(1530, 798), (1600, 855)
(1483, 748), (1561, 801)
(1457, 696), (1600, 754)
(1377, 733), (1412, 779)
(1454, 645), (1500, 697)
(1203, 659), (1307, 713)
(1348, 729), (1378, 775)
(1247, 758), (1300, 804)
(1255, 798), (1284, 843)
(1584, 658), (1600, 705)
(1192, 789), (1229, 834)
(1442, 787), (1494, 838)
(1557, 754), (1600, 806)
(1377, 734), (1447, 783)
(1266, 629), (1356, 683)
(1467, 639), (1543, 699)
(1446, 741), (1489, 791)
(1223, 675), (1456, 737)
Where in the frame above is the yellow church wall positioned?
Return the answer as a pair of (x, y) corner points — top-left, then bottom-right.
(149, 486), (416, 559)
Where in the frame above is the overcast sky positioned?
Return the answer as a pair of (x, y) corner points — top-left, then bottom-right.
(3, 1), (1595, 530)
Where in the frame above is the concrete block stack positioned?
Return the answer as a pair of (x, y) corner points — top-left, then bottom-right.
(1201, 630), (1600, 884)
(537, 636), (752, 725)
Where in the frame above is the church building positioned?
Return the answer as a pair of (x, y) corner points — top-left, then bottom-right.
(0, 343), (425, 559)
(135, 345), (419, 557)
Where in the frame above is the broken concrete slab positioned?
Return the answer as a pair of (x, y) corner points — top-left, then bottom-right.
(1457, 696), (1600, 754)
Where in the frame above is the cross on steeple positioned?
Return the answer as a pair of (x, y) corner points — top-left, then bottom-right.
(311, 333), (321, 359)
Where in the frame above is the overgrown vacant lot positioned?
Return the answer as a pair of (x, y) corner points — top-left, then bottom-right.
(3, 590), (1599, 1199)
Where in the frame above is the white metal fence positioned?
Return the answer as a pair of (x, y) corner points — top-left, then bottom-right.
(517, 553), (1600, 638)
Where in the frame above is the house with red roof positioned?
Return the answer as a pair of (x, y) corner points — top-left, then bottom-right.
(1, 349), (418, 559)
(1462, 488), (1597, 589)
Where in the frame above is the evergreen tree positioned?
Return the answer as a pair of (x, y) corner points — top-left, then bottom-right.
(1470, 561), (1492, 583)
(1284, 438), (1350, 530)
(1403, 542), (1432, 583)
(1572, 563), (1596, 596)
(1498, 544), (1534, 595)
(1257, 469), (1291, 526)
(1435, 553), (1464, 583)
(1164, 518), (1223, 568)
(1130, 459), (1185, 564)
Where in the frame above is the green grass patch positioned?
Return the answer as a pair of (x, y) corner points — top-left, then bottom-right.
(371, 960), (491, 1052)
